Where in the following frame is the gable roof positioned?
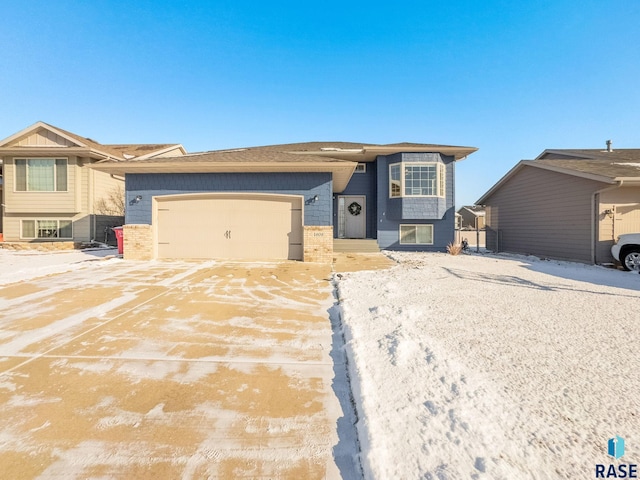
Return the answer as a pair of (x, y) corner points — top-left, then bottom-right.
(476, 148), (640, 205)
(535, 149), (640, 178)
(0, 121), (185, 161)
(457, 205), (485, 216)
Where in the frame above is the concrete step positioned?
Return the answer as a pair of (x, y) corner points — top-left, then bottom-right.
(333, 239), (380, 253)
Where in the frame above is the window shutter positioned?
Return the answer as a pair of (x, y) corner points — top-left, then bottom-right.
(56, 159), (67, 191)
(15, 159), (27, 191)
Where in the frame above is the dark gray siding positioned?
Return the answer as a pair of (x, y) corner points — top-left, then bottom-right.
(376, 153), (456, 251)
(125, 173), (332, 227)
(333, 162), (377, 238)
(483, 166), (606, 262)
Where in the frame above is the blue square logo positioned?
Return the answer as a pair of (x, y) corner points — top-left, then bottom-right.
(608, 436), (625, 459)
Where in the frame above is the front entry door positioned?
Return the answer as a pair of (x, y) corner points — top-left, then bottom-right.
(339, 195), (366, 238)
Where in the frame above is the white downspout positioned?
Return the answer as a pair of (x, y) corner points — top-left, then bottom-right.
(591, 180), (623, 264)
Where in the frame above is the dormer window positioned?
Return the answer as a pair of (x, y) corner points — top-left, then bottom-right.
(389, 162), (445, 198)
(14, 158), (68, 192)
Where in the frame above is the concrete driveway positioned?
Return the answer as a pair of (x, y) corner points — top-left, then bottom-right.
(0, 258), (360, 479)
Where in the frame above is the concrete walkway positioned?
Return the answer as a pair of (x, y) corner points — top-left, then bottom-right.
(0, 258), (364, 479)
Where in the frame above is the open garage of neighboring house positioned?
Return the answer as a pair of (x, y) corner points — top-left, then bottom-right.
(154, 193), (304, 261)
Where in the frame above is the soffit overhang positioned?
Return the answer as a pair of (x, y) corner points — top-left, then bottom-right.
(89, 161), (357, 192)
(295, 145), (478, 162)
(0, 147), (114, 160)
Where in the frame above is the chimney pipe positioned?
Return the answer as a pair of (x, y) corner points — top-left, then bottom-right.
(606, 139), (613, 152)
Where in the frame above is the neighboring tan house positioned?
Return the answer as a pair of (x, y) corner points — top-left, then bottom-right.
(90, 141), (477, 262)
(476, 146), (640, 264)
(0, 122), (185, 246)
(457, 205), (485, 230)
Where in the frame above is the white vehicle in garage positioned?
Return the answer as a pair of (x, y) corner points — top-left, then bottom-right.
(611, 233), (640, 271)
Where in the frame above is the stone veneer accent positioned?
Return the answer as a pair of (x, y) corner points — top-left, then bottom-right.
(120, 224), (332, 263)
(0, 241), (80, 251)
(303, 226), (333, 263)
(123, 224), (153, 260)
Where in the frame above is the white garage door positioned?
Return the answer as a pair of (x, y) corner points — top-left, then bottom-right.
(155, 193), (303, 260)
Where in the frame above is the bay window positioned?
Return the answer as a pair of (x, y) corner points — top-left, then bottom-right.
(389, 162), (445, 198)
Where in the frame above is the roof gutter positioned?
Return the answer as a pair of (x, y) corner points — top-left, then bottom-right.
(591, 180), (624, 264)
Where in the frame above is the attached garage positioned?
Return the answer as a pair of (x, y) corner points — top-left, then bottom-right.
(153, 193), (303, 260)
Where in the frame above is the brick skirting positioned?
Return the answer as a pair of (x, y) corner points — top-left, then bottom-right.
(123, 224), (153, 260)
(120, 224), (332, 262)
(303, 226), (333, 263)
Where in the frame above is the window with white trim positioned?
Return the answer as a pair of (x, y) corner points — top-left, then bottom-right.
(21, 220), (73, 239)
(399, 224), (433, 244)
(14, 158), (68, 192)
(355, 163), (366, 173)
(389, 162), (445, 198)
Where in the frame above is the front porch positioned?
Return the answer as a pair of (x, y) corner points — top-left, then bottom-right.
(333, 238), (380, 253)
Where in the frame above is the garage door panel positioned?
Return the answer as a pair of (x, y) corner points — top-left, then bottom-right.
(155, 194), (303, 260)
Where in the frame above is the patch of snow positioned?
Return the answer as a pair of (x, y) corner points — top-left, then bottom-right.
(337, 251), (640, 479)
(613, 162), (640, 168)
(0, 247), (119, 286)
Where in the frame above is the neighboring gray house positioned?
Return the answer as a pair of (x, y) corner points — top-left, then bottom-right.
(476, 146), (640, 264)
(90, 141), (478, 262)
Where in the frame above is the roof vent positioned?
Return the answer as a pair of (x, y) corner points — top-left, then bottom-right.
(606, 139), (613, 152)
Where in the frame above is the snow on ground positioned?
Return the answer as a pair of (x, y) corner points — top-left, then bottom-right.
(3, 247), (639, 478)
(337, 252), (640, 480)
(0, 247), (119, 285)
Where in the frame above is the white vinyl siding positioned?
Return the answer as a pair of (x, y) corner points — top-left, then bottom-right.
(21, 219), (73, 239)
(399, 224), (434, 244)
(14, 158), (68, 192)
(389, 162), (445, 198)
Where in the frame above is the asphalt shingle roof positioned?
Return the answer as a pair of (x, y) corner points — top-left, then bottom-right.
(40, 122), (179, 160)
(537, 149), (640, 179)
(97, 141), (476, 165)
(123, 148), (353, 164)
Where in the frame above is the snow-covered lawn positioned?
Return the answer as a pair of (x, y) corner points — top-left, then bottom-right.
(3, 247), (639, 478)
(0, 247), (118, 286)
(337, 252), (640, 480)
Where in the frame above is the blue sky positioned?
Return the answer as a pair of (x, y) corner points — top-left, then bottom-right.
(2, 0), (639, 207)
